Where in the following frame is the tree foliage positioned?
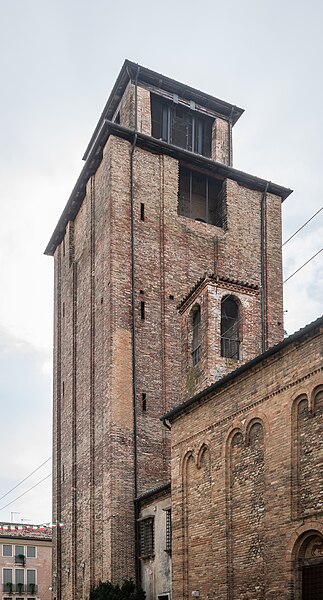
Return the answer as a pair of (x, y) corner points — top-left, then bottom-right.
(89, 579), (146, 600)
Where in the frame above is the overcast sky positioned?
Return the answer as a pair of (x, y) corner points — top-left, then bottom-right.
(0, 0), (322, 523)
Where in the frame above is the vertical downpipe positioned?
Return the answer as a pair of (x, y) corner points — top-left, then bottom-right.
(261, 183), (269, 353)
(229, 106), (235, 166)
(71, 258), (77, 598)
(89, 175), (96, 589)
(55, 248), (62, 600)
(130, 65), (141, 588)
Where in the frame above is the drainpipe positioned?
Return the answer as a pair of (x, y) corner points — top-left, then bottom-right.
(261, 182), (269, 353)
(162, 418), (171, 431)
(129, 64), (141, 589)
(229, 106), (235, 166)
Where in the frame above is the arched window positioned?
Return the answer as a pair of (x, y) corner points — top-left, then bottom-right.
(221, 296), (240, 359)
(192, 305), (201, 365)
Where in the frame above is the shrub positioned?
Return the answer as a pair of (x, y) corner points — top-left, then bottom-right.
(89, 579), (146, 600)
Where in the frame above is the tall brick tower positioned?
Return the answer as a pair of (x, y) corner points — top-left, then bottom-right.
(45, 61), (292, 599)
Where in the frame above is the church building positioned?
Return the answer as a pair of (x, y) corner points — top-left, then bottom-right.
(45, 61), (321, 600)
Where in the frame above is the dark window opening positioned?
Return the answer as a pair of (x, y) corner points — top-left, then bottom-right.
(142, 393), (147, 412)
(165, 509), (172, 554)
(192, 305), (201, 366)
(178, 167), (224, 227)
(140, 517), (154, 557)
(151, 94), (212, 157)
(221, 296), (240, 359)
(140, 301), (145, 320)
(169, 294), (174, 300)
(140, 203), (145, 221)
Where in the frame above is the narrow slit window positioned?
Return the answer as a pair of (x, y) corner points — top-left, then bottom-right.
(221, 296), (240, 359)
(141, 301), (145, 320)
(140, 203), (145, 221)
(142, 393), (147, 412)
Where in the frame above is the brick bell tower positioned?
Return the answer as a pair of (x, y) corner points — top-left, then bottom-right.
(45, 60), (292, 599)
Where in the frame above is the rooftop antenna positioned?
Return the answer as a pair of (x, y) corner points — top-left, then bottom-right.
(10, 511), (20, 523)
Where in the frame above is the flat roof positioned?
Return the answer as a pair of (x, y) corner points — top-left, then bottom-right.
(161, 314), (323, 423)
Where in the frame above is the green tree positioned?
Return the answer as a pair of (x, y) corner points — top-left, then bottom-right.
(89, 579), (146, 600)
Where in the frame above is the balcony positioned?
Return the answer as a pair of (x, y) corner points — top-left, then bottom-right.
(14, 553), (26, 566)
(2, 583), (38, 594)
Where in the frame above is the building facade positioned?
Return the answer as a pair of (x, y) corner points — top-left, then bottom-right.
(0, 523), (52, 600)
(165, 317), (323, 600)
(46, 61), (292, 599)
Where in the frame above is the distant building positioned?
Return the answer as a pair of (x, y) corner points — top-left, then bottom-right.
(46, 61), (295, 599)
(0, 523), (52, 600)
(165, 316), (323, 600)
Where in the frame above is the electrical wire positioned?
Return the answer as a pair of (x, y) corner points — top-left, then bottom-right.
(0, 473), (52, 511)
(0, 457), (51, 502)
(282, 205), (323, 246)
(283, 247), (323, 284)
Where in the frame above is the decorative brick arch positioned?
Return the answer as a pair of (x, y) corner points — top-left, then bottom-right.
(245, 410), (270, 441)
(291, 394), (309, 519)
(181, 450), (195, 600)
(196, 442), (211, 469)
(312, 384), (323, 415)
(286, 522), (323, 600)
(225, 420), (265, 599)
(181, 443), (214, 599)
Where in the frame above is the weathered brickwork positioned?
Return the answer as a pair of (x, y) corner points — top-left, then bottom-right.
(212, 116), (231, 165)
(48, 62), (292, 599)
(180, 278), (262, 396)
(293, 391), (323, 519)
(169, 322), (323, 600)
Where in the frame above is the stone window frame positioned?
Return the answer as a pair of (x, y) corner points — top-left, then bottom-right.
(191, 304), (201, 366)
(220, 295), (241, 360)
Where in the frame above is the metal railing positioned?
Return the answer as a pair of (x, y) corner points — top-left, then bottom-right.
(2, 583), (38, 594)
(221, 337), (240, 360)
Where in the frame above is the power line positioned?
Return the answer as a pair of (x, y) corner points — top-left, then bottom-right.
(0, 473), (52, 512)
(282, 205), (323, 247)
(0, 457), (51, 502)
(283, 247), (323, 284)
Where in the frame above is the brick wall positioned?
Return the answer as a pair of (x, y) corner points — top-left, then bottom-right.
(52, 81), (286, 598)
(170, 326), (323, 600)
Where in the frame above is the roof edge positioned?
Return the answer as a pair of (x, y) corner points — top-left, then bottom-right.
(45, 122), (292, 256)
(135, 482), (171, 503)
(83, 60), (244, 162)
(161, 314), (323, 423)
